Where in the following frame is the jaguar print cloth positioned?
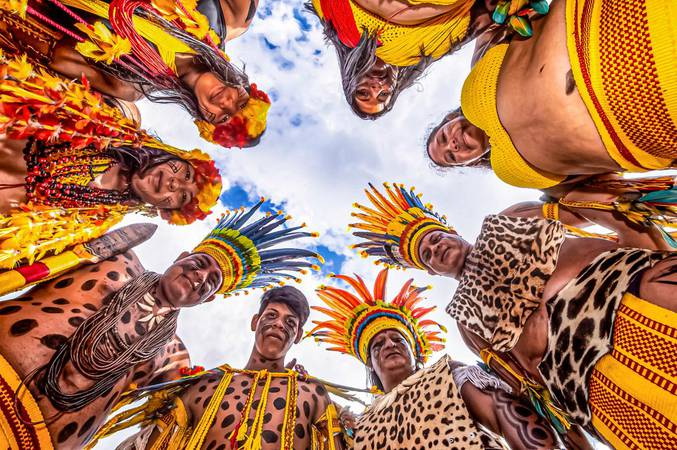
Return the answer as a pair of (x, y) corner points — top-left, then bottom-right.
(538, 248), (669, 428)
(353, 355), (505, 450)
(446, 215), (566, 352)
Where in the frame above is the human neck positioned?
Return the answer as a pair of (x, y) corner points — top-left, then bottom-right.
(244, 347), (286, 372)
(452, 242), (474, 281)
(151, 283), (177, 310)
(381, 367), (415, 393)
(175, 54), (199, 88)
(94, 162), (129, 192)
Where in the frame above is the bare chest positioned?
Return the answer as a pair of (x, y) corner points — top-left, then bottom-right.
(187, 374), (323, 450)
(496, 0), (615, 174)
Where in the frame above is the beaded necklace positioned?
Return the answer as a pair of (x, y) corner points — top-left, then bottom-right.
(23, 140), (134, 208)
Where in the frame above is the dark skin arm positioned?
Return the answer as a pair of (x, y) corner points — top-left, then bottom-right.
(50, 41), (143, 101)
(221, 0), (258, 41)
(462, 384), (593, 450)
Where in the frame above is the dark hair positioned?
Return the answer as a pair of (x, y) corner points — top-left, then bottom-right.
(92, 9), (250, 122)
(305, 2), (432, 120)
(258, 286), (310, 326)
(424, 107), (492, 170)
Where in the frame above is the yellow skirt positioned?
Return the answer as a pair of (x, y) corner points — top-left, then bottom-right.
(588, 293), (677, 449)
(566, 0), (677, 171)
(0, 353), (54, 450)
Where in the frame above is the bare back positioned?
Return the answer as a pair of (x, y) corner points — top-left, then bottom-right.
(0, 136), (28, 213)
(496, 0), (619, 175)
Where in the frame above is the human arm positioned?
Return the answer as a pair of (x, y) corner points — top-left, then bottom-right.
(220, 0), (258, 40)
(50, 42), (143, 102)
(462, 383), (593, 450)
(311, 381), (345, 450)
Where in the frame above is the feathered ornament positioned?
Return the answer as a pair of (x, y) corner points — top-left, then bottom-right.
(492, 0), (549, 37)
(308, 268), (446, 364)
(194, 198), (323, 295)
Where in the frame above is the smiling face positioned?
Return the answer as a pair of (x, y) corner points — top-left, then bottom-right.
(368, 329), (417, 392)
(156, 252), (223, 308)
(353, 59), (398, 115)
(130, 159), (199, 210)
(417, 229), (471, 278)
(251, 302), (302, 361)
(193, 72), (249, 124)
(427, 116), (489, 166)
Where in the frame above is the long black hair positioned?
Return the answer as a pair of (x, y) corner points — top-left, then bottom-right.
(90, 8), (250, 121)
(305, 2), (432, 120)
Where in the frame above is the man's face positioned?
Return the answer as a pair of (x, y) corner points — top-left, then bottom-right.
(251, 302), (302, 361)
(156, 252), (223, 308)
(353, 59), (398, 115)
(368, 329), (416, 385)
(417, 229), (470, 278)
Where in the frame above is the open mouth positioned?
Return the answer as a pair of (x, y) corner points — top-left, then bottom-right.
(155, 171), (163, 193)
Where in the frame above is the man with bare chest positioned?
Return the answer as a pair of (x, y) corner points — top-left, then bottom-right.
(115, 286), (342, 450)
(0, 225), (203, 449)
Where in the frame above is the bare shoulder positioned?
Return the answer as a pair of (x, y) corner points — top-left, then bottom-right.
(500, 201), (544, 218)
(638, 254), (677, 313)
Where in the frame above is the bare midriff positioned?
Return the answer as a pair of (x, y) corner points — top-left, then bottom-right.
(496, 0), (620, 176)
(354, 0), (459, 25)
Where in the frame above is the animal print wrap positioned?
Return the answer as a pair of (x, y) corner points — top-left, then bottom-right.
(354, 355), (505, 450)
(538, 248), (670, 429)
(447, 215), (566, 351)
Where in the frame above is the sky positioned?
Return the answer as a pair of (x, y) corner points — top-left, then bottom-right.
(96, 1), (605, 447)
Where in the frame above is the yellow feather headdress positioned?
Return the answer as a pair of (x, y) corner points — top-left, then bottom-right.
(308, 268), (446, 364)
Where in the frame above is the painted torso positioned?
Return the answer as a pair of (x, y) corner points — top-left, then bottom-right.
(178, 370), (333, 449)
(0, 252), (187, 448)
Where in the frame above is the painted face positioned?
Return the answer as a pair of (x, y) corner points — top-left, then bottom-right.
(427, 116), (489, 166)
(252, 302), (302, 361)
(417, 229), (470, 278)
(157, 253), (223, 308)
(193, 72), (249, 124)
(130, 159), (199, 210)
(368, 329), (416, 385)
(353, 59), (398, 115)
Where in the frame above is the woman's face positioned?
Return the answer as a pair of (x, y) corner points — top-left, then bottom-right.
(130, 160), (199, 210)
(353, 59), (398, 115)
(369, 329), (416, 389)
(418, 229), (470, 278)
(427, 116), (489, 166)
(193, 72), (249, 124)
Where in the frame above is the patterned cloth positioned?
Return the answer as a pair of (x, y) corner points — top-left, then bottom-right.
(354, 355), (505, 450)
(588, 293), (677, 450)
(0, 353), (53, 450)
(566, 0), (677, 170)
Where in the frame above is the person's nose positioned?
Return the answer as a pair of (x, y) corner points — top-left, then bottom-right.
(167, 176), (178, 193)
(192, 268), (207, 289)
(217, 92), (238, 115)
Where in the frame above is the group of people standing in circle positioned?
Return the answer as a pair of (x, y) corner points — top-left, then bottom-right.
(0, 0), (674, 449)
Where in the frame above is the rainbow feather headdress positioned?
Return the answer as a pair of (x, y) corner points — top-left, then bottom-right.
(350, 183), (454, 270)
(194, 198), (323, 295)
(308, 268), (445, 364)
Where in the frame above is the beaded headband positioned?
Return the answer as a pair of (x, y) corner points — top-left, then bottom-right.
(308, 268), (445, 364)
(350, 183), (454, 270)
(193, 198), (323, 295)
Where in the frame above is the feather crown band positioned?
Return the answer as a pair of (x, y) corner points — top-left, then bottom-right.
(350, 183), (454, 270)
(193, 198), (323, 295)
(308, 268), (445, 364)
(195, 84), (271, 149)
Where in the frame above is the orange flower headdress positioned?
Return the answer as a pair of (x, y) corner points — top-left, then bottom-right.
(195, 84), (271, 148)
(308, 268), (445, 364)
(0, 52), (221, 225)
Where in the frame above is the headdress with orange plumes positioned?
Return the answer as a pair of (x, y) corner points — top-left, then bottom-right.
(350, 183), (454, 270)
(0, 52), (221, 225)
(195, 84), (271, 148)
(194, 198), (323, 295)
(308, 268), (445, 364)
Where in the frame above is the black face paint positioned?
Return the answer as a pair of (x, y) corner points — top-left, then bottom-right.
(168, 160), (180, 173)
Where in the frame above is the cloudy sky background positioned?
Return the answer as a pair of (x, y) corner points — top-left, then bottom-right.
(98, 1), (606, 447)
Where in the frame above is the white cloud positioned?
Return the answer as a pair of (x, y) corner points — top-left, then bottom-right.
(97, 0), (550, 447)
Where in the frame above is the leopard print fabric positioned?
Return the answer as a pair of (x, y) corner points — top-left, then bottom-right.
(538, 248), (669, 429)
(353, 355), (505, 450)
(447, 215), (566, 352)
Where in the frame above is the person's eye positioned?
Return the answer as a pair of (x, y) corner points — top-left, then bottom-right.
(377, 92), (389, 102)
(185, 170), (190, 181)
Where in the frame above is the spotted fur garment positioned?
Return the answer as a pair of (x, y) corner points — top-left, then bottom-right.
(446, 215), (566, 352)
(538, 248), (670, 429)
(353, 355), (505, 450)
